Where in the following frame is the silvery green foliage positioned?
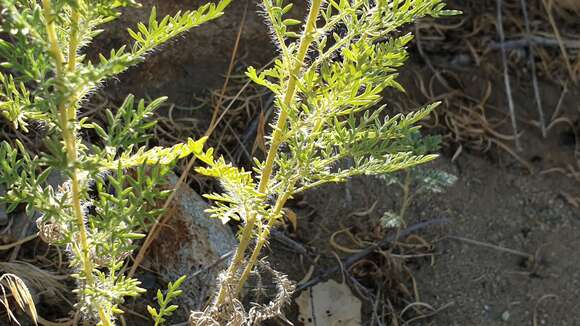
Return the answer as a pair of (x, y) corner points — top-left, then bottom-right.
(412, 168), (458, 193)
(381, 210), (404, 229)
(378, 134), (457, 228)
(379, 167), (457, 228)
(0, 0), (228, 321)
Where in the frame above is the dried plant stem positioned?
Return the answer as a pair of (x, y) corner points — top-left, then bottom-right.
(519, 0), (546, 138)
(214, 0), (323, 306)
(541, 0), (575, 81)
(447, 235), (532, 258)
(297, 218), (450, 291)
(42, 1), (109, 324)
(496, 0), (521, 150)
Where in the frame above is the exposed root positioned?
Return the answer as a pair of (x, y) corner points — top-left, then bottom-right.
(189, 260), (295, 325)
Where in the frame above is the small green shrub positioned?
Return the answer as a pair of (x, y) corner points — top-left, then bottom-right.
(186, 0), (458, 322)
(0, 0), (229, 324)
(0, 0), (457, 324)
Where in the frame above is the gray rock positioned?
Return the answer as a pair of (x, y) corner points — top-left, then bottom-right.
(144, 174), (237, 310)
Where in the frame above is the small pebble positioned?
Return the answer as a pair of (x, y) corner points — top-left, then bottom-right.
(501, 310), (510, 321)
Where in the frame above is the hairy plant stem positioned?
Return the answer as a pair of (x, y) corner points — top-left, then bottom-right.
(235, 187), (293, 294)
(212, 204), (254, 306)
(42, 1), (110, 324)
(236, 118), (329, 293)
(213, 0), (322, 307)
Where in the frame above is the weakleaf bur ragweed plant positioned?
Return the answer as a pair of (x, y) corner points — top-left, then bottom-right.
(186, 0), (459, 320)
(0, 0), (458, 324)
(0, 0), (230, 324)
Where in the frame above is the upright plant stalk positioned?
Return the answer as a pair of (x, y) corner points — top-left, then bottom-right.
(236, 188), (293, 294)
(235, 0), (323, 292)
(41, 1), (110, 324)
(237, 103), (333, 293)
(214, 0), (323, 306)
(187, 2), (457, 323)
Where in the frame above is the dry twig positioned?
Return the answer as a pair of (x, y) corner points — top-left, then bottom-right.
(496, 0), (521, 150)
(296, 218), (449, 291)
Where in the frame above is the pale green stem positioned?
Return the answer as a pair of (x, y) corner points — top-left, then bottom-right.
(235, 188), (293, 294)
(213, 0), (323, 307)
(213, 204), (255, 306)
(42, 1), (110, 324)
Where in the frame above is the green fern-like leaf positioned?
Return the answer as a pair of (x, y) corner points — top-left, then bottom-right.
(103, 137), (207, 169)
